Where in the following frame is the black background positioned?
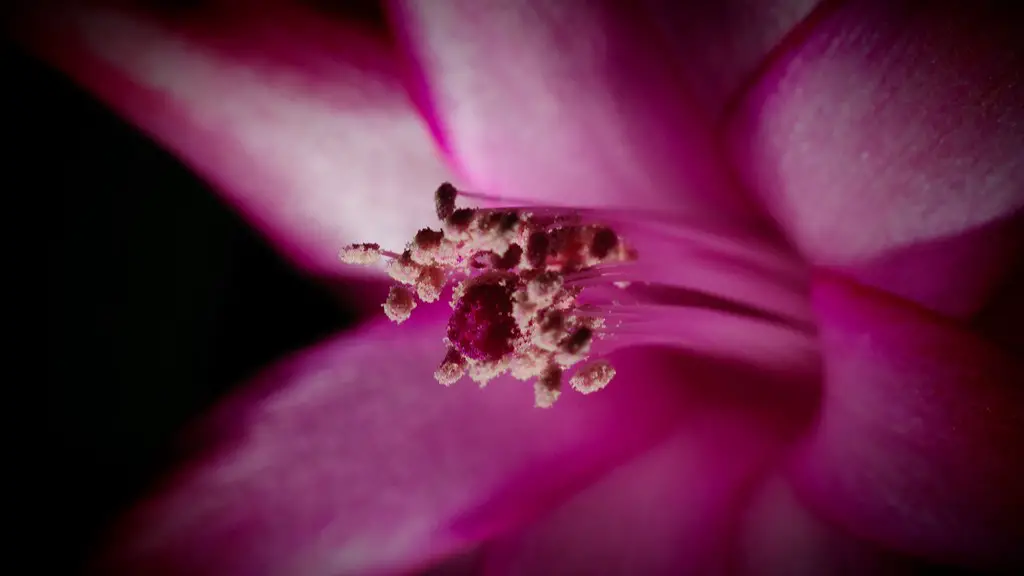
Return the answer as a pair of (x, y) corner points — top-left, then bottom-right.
(11, 42), (354, 572)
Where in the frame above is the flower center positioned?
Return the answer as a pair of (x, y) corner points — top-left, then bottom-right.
(339, 183), (818, 407)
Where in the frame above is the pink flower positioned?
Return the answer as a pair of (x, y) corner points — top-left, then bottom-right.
(21, 1), (1023, 574)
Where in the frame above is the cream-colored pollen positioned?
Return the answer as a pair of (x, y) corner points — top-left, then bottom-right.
(338, 243), (381, 265)
(383, 285), (417, 324)
(512, 290), (538, 330)
(527, 272), (563, 308)
(532, 323), (566, 352)
(469, 358), (510, 387)
(388, 252), (421, 285)
(509, 348), (551, 380)
(570, 360), (616, 394)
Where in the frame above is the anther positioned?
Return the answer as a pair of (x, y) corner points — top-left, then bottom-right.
(589, 227), (619, 260)
(570, 360), (615, 394)
(383, 285), (417, 323)
(435, 182), (458, 221)
(338, 243), (382, 265)
(388, 250), (421, 285)
(526, 231), (549, 269)
(534, 364), (563, 408)
(444, 208), (476, 238)
(435, 348), (466, 386)
(416, 266), (446, 302)
(411, 228), (445, 265)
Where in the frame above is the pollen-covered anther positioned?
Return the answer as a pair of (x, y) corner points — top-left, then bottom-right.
(556, 326), (594, 365)
(387, 250), (421, 285)
(338, 243), (382, 265)
(410, 228), (445, 265)
(416, 266), (447, 302)
(435, 182), (458, 221)
(533, 365), (563, 408)
(435, 348), (466, 386)
(570, 360), (616, 394)
(527, 271), (563, 308)
(532, 309), (568, 352)
(443, 208), (476, 240)
(383, 285), (417, 324)
(492, 244), (523, 270)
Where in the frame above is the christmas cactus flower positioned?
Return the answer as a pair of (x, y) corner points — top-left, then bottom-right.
(20, 1), (1023, 574)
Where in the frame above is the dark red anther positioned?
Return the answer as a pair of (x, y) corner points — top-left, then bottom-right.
(538, 309), (565, 333)
(446, 208), (475, 232)
(492, 244), (523, 270)
(435, 182), (458, 221)
(526, 231), (549, 268)
(415, 228), (444, 249)
(447, 277), (521, 362)
(560, 326), (593, 354)
(590, 227), (619, 259)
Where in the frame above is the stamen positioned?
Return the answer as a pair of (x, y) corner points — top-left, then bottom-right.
(338, 243), (382, 265)
(339, 183), (814, 407)
(383, 285), (417, 324)
(570, 360), (615, 394)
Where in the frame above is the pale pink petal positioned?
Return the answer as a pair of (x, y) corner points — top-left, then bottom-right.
(16, 3), (458, 276)
(388, 0), (757, 217)
(480, 358), (815, 575)
(787, 274), (1024, 571)
(728, 0), (1024, 317)
(100, 309), (698, 575)
(640, 0), (824, 120)
(737, 476), (921, 575)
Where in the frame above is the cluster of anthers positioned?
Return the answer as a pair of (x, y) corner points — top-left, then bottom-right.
(339, 183), (638, 408)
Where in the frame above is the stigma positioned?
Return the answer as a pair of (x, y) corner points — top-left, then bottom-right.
(339, 182), (637, 408)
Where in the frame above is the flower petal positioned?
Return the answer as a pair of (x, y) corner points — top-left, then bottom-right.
(737, 476), (922, 575)
(788, 273), (1024, 570)
(479, 357), (815, 575)
(388, 0), (756, 217)
(99, 309), (696, 575)
(728, 0), (1024, 317)
(16, 2), (457, 276)
(641, 0), (824, 120)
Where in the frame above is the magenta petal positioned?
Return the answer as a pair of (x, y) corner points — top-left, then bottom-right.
(640, 0), (823, 119)
(737, 476), (920, 575)
(100, 310), (695, 575)
(727, 0), (1024, 317)
(788, 274), (1024, 570)
(16, 3), (458, 275)
(389, 0), (755, 217)
(481, 358), (808, 576)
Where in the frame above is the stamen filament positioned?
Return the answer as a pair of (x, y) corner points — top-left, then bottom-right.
(589, 302), (818, 375)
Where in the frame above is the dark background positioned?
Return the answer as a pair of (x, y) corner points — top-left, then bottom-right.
(10, 42), (354, 573)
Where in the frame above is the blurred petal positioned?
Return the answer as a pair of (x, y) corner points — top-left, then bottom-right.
(100, 309), (698, 575)
(788, 274), (1024, 570)
(16, 2), (457, 276)
(728, 0), (1024, 317)
(480, 358), (816, 576)
(389, 0), (756, 217)
(641, 0), (824, 119)
(737, 476), (924, 575)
